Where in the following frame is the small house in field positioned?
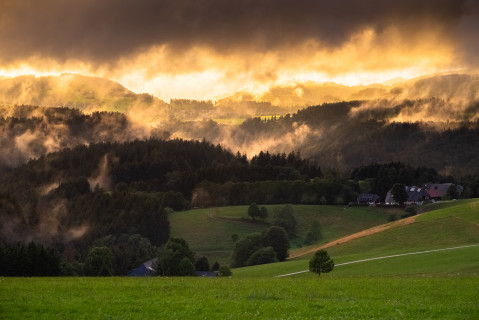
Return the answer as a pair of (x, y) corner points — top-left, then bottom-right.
(425, 183), (463, 201)
(385, 186), (430, 205)
(357, 194), (381, 205)
(405, 186), (430, 205)
(127, 258), (157, 276)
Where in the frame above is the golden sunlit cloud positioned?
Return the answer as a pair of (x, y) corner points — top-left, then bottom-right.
(0, 0), (477, 101)
(108, 27), (459, 101)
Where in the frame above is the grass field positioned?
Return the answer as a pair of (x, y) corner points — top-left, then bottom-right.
(2, 200), (478, 319)
(232, 199), (479, 278)
(233, 244), (479, 278)
(2, 277), (478, 319)
(169, 205), (396, 264)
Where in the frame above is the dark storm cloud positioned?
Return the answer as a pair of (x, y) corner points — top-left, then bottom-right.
(0, 0), (475, 65)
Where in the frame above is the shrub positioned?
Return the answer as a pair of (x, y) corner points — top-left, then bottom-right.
(273, 205), (297, 236)
(194, 256), (210, 271)
(230, 233), (263, 268)
(84, 247), (113, 276)
(262, 226), (289, 261)
(218, 265), (232, 277)
(246, 247), (278, 266)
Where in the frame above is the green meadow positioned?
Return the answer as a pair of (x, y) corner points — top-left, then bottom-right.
(234, 199), (479, 278)
(169, 205), (396, 264)
(233, 244), (479, 278)
(1, 276), (478, 319)
(1, 199), (478, 319)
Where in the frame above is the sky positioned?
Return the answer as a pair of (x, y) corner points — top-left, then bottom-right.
(0, 0), (478, 101)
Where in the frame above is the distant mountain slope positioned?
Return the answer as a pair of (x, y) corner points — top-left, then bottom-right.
(220, 74), (479, 107)
(1, 73), (477, 116)
(160, 100), (479, 176)
(0, 73), (169, 114)
(0, 73), (478, 177)
(0, 107), (153, 171)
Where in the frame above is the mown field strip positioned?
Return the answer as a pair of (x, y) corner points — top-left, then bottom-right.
(276, 243), (479, 277)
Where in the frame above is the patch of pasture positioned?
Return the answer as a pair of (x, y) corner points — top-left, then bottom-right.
(234, 244), (479, 278)
(1, 277), (477, 319)
(169, 205), (395, 265)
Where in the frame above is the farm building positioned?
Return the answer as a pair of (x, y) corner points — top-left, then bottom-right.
(128, 259), (218, 277)
(127, 258), (157, 276)
(385, 186), (430, 205)
(357, 193), (381, 205)
(425, 183), (463, 200)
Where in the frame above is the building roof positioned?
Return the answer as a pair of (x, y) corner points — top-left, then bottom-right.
(406, 186), (429, 203)
(127, 258), (157, 276)
(357, 194), (380, 202)
(425, 183), (463, 198)
(385, 186), (429, 204)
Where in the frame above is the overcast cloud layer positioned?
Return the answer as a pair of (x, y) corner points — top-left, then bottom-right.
(0, 0), (478, 99)
(0, 0), (476, 61)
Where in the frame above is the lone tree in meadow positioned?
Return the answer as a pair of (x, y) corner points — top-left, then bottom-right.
(248, 202), (260, 221)
(391, 183), (408, 205)
(309, 250), (334, 276)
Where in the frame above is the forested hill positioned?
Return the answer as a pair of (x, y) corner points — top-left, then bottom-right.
(198, 99), (479, 177)
(0, 106), (156, 172)
(289, 99), (479, 175)
(1, 138), (320, 197)
(0, 74), (168, 113)
(1, 137), (477, 275)
(0, 139), (321, 259)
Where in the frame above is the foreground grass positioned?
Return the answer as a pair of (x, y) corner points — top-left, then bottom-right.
(1, 277), (478, 319)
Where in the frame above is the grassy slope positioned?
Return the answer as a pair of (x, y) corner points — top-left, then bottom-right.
(233, 199), (479, 277)
(2, 277), (478, 319)
(169, 205), (394, 264)
(169, 207), (266, 264)
(233, 244), (479, 278)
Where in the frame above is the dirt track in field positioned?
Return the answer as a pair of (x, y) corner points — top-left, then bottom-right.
(287, 215), (419, 260)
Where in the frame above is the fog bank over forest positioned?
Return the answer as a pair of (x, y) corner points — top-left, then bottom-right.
(0, 73), (478, 176)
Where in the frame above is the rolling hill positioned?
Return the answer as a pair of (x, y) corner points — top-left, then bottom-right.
(0, 73), (168, 114)
(169, 205), (398, 265)
(220, 73), (479, 107)
(232, 199), (479, 278)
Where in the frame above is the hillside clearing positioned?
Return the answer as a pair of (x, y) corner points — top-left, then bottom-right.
(288, 214), (418, 259)
(169, 205), (395, 264)
(234, 199), (479, 278)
